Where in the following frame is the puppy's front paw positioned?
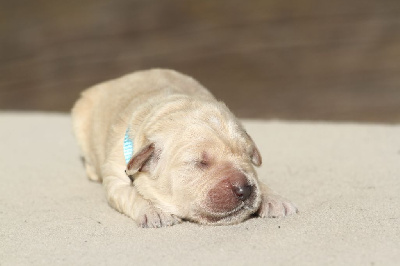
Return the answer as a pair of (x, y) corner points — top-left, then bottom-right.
(257, 193), (298, 218)
(136, 203), (181, 228)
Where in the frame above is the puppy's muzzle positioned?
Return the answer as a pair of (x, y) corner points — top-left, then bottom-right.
(205, 173), (255, 213)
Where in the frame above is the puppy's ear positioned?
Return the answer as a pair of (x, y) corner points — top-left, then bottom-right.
(244, 131), (262, 167)
(251, 145), (262, 167)
(126, 143), (157, 177)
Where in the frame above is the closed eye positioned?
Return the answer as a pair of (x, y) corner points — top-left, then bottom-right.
(195, 159), (210, 170)
(200, 160), (209, 167)
(192, 151), (212, 170)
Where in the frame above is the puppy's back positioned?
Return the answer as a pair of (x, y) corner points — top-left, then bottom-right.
(72, 69), (215, 179)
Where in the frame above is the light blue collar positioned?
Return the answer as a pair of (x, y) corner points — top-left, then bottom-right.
(123, 127), (134, 164)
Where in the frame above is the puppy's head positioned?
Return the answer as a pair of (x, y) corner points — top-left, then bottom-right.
(126, 100), (263, 225)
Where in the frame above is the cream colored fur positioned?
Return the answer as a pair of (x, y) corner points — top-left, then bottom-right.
(71, 69), (297, 227)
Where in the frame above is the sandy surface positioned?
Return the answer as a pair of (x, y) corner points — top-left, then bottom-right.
(1, 112), (399, 265)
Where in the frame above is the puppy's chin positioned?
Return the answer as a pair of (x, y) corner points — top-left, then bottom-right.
(190, 195), (261, 225)
(191, 204), (258, 225)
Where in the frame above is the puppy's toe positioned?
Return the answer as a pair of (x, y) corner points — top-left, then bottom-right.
(137, 205), (181, 228)
(257, 194), (298, 218)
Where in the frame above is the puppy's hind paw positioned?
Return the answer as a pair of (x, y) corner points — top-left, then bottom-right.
(136, 205), (181, 228)
(257, 193), (298, 218)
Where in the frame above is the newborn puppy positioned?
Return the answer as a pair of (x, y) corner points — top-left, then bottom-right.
(72, 69), (297, 227)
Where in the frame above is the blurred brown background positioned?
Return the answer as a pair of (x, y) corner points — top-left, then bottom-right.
(1, 0), (400, 122)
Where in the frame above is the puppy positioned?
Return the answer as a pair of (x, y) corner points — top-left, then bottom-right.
(72, 69), (297, 227)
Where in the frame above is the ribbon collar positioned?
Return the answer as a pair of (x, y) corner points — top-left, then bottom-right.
(123, 127), (134, 164)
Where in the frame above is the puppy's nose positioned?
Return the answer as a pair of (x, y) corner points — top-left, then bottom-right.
(232, 184), (253, 201)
